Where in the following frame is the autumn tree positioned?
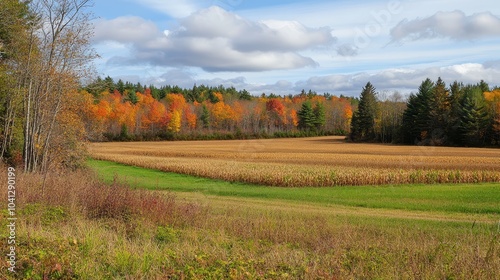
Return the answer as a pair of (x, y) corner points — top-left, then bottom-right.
(289, 109), (299, 128)
(184, 106), (197, 130)
(266, 99), (286, 130)
(165, 93), (186, 133)
(0, 0), (31, 164)
(484, 89), (500, 144)
(0, 0), (96, 171)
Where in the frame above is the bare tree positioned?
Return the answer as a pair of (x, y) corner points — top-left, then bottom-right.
(15, 0), (96, 172)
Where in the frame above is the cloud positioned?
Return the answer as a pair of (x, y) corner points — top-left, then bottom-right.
(93, 16), (161, 44)
(94, 6), (336, 72)
(295, 63), (500, 96)
(391, 10), (500, 42)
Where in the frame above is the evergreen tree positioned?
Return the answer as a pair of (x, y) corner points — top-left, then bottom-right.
(459, 87), (490, 146)
(187, 84), (199, 102)
(492, 110), (500, 145)
(125, 90), (138, 104)
(428, 77), (451, 145)
(313, 101), (326, 130)
(350, 82), (378, 141)
(201, 105), (210, 129)
(401, 79), (434, 144)
(298, 101), (316, 130)
(478, 80), (490, 93)
(136, 82), (144, 94)
(239, 89), (252, 100)
(104, 76), (115, 92)
(447, 81), (465, 144)
(150, 85), (161, 100)
(116, 79), (125, 94)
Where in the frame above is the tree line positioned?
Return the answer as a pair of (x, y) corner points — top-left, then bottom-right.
(350, 79), (500, 147)
(80, 77), (357, 141)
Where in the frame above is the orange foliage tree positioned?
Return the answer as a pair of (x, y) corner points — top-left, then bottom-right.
(266, 99), (287, 130)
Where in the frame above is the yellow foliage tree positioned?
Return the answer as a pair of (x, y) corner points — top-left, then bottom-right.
(168, 110), (182, 132)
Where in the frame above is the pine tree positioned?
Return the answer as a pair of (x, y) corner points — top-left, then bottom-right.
(428, 77), (451, 145)
(478, 80), (490, 93)
(104, 76), (115, 92)
(459, 87), (490, 146)
(298, 101), (316, 131)
(125, 90), (138, 104)
(401, 79), (434, 144)
(447, 81), (465, 144)
(313, 101), (326, 130)
(116, 79), (125, 94)
(201, 105), (210, 129)
(239, 89), (252, 100)
(187, 84), (199, 103)
(350, 82), (378, 141)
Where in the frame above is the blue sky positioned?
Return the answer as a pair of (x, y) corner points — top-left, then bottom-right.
(90, 0), (500, 96)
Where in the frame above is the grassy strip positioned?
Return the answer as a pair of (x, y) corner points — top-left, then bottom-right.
(88, 159), (500, 215)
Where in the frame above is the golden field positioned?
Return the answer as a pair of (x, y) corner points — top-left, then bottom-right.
(89, 136), (500, 187)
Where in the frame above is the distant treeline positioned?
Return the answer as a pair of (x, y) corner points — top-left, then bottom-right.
(81, 76), (500, 147)
(81, 76), (357, 141)
(350, 79), (500, 147)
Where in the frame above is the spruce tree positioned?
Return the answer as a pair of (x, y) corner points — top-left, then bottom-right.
(116, 79), (125, 94)
(447, 81), (465, 144)
(201, 105), (210, 129)
(428, 77), (451, 145)
(298, 100), (315, 131)
(313, 101), (326, 130)
(401, 79), (434, 144)
(350, 82), (378, 141)
(125, 90), (138, 104)
(459, 87), (490, 146)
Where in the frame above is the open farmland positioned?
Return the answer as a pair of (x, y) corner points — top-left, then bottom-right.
(82, 159), (500, 279)
(89, 136), (500, 187)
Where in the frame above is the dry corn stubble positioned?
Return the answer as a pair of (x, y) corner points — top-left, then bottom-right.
(89, 136), (500, 187)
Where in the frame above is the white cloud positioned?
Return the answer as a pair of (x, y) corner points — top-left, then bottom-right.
(93, 16), (161, 43)
(391, 10), (500, 42)
(96, 6), (336, 72)
(295, 63), (500, 95)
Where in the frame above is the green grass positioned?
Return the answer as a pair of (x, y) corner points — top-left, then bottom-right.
(88, 159), (500, 215)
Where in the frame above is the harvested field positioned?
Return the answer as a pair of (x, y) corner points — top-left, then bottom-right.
(89, 136), (500, 187)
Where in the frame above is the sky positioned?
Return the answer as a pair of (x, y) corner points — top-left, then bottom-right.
(90, 0), (500, 96)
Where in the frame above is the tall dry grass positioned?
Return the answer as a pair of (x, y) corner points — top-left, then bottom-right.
(14, 169), (203, 226)
(0, 167), (498, 279)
